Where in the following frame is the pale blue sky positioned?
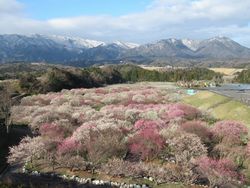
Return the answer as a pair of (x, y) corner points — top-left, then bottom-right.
(1, 0), (250, 46)
(19, 0), (151, 19)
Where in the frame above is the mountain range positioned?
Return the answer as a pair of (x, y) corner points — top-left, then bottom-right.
(0, 34), (250, 66)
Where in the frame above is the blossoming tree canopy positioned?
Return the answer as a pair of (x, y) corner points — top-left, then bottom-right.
(8, 84), (250, 187)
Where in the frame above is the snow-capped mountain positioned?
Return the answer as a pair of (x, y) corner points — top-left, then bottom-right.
(125, 38), (195, 58)
(37, 34), (139, 50)
(125, 36), (250, 59)
(112, 41), (140, 49)
(194, 36), (250, 58)
(181, 39), (201, 51)
(0, 34), (138, 51)
(43, 35), (106, 49)
(0, 34), (250, 65)
(0, 34), (139, 62)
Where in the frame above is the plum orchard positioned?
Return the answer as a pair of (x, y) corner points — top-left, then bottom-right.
(9, 85), (250, 187)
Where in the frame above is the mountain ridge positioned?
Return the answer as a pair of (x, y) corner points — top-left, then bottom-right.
(0, 34), (250, 66)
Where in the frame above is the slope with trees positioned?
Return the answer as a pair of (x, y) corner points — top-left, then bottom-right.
(8, 84), (250, 187)
(234, 69), (250, 83)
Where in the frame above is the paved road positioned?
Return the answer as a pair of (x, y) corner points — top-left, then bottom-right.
(207, 84), (250, 106)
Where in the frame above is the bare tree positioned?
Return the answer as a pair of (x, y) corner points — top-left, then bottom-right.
(0, 84), (12, 133)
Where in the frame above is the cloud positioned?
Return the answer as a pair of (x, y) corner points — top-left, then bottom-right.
(0, 0), (23, 15)
(0, 0), (250, 46)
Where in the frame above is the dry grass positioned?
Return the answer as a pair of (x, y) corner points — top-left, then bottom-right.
(209, 68), (244, 76)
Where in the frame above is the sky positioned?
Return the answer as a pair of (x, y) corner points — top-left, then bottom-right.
(1, 0), (250, 46)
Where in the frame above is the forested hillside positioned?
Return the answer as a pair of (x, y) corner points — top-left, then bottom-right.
(234, 69), (250, 83)
(0, 63), (222, 94)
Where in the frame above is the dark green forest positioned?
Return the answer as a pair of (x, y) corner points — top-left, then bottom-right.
(0, 63), (222, 94)
(234, 69), (250, 83)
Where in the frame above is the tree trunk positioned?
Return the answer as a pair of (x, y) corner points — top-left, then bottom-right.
(91, 166), (95, 174)
(5, 113), (11, 134)
(6, 123), (10, 134)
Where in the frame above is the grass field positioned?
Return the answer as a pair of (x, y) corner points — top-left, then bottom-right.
(209, 68), (244, 76)
(183, 90), (250, 127)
